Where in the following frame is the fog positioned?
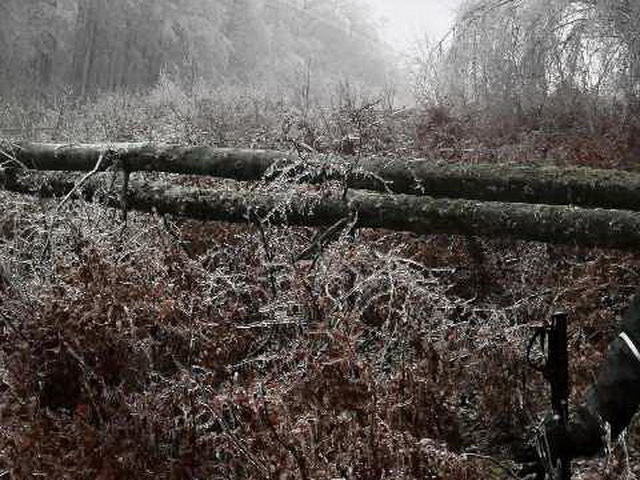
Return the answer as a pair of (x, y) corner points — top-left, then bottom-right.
(0, 0), (467, 102)
(0, 0), (638, 138)
(367, 0), (463, 49)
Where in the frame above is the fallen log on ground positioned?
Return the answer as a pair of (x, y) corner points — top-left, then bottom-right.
(2, 169), (640, 251)
(10, 143), (640, 211)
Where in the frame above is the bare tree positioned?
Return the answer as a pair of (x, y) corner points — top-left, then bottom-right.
(419, 0), (639, 132)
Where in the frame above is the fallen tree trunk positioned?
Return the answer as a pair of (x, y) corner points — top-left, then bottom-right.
(11, 143), (640, 211)
(2, 169), (640, 251)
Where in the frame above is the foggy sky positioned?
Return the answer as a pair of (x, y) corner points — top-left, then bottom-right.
(367, 0), (464, 48)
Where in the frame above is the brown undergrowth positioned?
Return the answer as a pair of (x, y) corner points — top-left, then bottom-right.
(1, 187), (639, 478)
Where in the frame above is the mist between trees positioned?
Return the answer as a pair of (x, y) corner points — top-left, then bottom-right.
(0, 0), (394, 100)
(1, 0), (639, 152)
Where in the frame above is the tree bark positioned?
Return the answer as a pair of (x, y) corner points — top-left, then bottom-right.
(2, 169), (640, 252)
(14, 142), (640, 211)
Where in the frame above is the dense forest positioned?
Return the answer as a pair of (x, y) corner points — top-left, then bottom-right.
(1, 1), (640, 479)
(0, 0), (391, 98)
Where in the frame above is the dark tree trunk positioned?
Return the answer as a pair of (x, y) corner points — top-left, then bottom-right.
(14, 142), (640, 211)
(2, 169), (640, 251)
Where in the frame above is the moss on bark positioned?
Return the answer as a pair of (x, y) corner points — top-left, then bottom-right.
(2, 168), (640, 251)
(15, 143), (640, 211)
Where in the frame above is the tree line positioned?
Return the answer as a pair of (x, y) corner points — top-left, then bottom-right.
(0, 0), (392, 98)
